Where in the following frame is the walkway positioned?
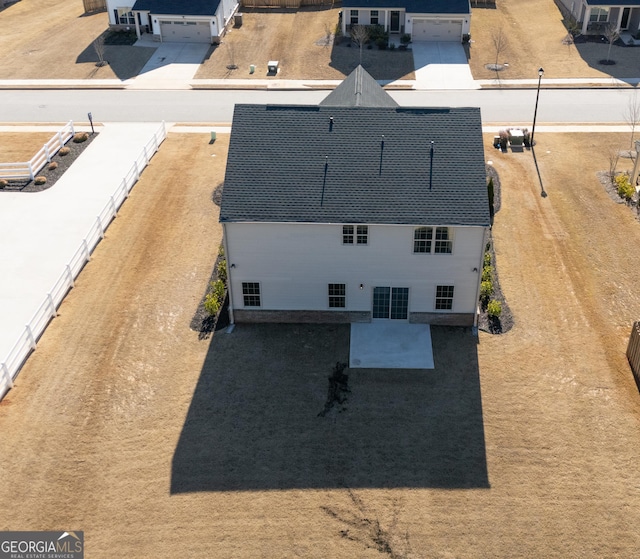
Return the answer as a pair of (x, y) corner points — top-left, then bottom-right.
(0, 123), (163, 389)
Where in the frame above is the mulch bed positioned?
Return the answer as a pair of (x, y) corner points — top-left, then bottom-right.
(477, 165), (515, 335)
(0, 133), (98, 193)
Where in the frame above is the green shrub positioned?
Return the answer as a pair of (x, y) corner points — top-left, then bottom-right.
(400, 33), (411, 45)
(376, 37), (388, 49)
(217, 259), (227, 284)
(389, 42), (396, 51)
(483, 251), (492, 268)
(615, 173), (635, 202)
(487, 299), (502, 318)
(482, 265), (493, 282)
(204, 279), (226, 316)
(480, 280), (493, 301)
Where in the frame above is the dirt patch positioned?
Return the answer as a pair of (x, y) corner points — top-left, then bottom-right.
(469, 0), (640, 81)
(0, 0), (155, 80)
(195, 7), (415, 81)
(1, 132), (640, 557)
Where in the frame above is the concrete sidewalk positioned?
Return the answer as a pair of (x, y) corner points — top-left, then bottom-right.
(0, 123), (163, 372)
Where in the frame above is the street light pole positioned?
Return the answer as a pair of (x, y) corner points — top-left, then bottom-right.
(530, 67), (544, 147)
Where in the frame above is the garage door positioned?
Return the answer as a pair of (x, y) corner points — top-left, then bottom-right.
(412, 19), (462, 41)
(160, 20), (211, 43)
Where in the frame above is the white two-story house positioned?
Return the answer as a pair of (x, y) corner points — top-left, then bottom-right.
(220, 66), (490, 327)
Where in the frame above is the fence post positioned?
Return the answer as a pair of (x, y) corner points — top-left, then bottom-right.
(58, 131), (64, 149)
(28, 161), (34, 181)
(26, 325), (37, 351)
(47, 293), (57, 318)
(162, 120), (166, 137)
(133, 161), (139, 181)
(143, 145), (149, 164)
(83, 239), (91, 262)
(122, 178), (130, 198)
(96, 216), (104, 240)
(153, 133), (159, 152)
(44, 144), (51, 163)
(66, 264), (75, 288)
(1, 363), (13, 389)
(110, 196), (117, 218)
(70, 120), (74, 135)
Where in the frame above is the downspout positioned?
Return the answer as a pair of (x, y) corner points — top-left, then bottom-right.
(221, 223), (235, 325)
(472, 226), (489, 329)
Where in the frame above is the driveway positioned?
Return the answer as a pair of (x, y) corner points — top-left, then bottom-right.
(411, 41), (477, 90)
(130, 39), (211, 88)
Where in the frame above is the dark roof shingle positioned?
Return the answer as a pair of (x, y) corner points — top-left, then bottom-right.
(132, 0), (218, 16)
(340, 0), (470, 14)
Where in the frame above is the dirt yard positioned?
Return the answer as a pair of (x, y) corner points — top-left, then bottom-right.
(469, 0), (640, 80)
(0, 132), (54, 161)
(0, 0), (154, 80)
(195, 6), (415, 81)
(0, 130), (640, 557)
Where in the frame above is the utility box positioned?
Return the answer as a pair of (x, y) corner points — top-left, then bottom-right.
(268, 60), (279, 74)
(234, 13), (243, 27)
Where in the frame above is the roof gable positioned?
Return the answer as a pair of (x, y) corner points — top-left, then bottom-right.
(320, 65), (399, 108)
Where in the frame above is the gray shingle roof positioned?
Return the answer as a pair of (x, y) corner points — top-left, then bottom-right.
(132, 0), (219, 16)
(340, 0), (471, 14)
(221, 70), (489, 227)
(320, 65), (399, 108)
(586, 0), (639, 5)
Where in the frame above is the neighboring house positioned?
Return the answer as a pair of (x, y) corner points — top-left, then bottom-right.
(220, 66), (490, 327)
(340, 0), (471, 41)
(105, 0), (238, 43)
(556, 0), (640, 35)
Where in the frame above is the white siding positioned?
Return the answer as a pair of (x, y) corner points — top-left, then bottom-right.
(225, 222), (486, 315)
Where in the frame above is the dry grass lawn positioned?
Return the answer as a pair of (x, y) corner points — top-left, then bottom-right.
(469, 0), (640, 80)
(0, 132), (54, 161)
(195, 6), (415, 81)
(0, 0), (155, 80)
(0, 130), (640, 557)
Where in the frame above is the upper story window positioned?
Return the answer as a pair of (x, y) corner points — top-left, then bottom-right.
(350, 9), (359, 25)
(413, 227), (452, 253)
(370, 10), (379, 24)
(343, 224), (368, 245)
(589, 7), (609, 22)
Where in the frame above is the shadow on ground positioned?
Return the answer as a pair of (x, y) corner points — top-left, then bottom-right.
(172, 323), (488, 492)
(329, 42), (415, 81)
(573, 36), (640, 83)
(76, 35), (156, 80)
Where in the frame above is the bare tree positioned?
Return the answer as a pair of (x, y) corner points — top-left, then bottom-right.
(608, 148), (620, 183)
(624, 91), (640, 151)
(350, 24), (369, 64)
(93, 35), (107, 67)
(604, 23), (619, 63)
(491, 27), (508, 68)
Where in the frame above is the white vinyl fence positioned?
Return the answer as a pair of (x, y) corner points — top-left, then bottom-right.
(0, 122), (167, 401)
(0, 121), (75, 181)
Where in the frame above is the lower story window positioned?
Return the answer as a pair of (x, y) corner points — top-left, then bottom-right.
(371, 10), (379, 24)
(435, 285), (454, 310)
(242, 282), (261, 307)
(117, 7), (136, 25)
(328, 283), (346, 308)
(350, 9), (359, 25)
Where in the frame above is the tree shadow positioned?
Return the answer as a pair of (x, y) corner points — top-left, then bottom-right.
(171, 323), (489, 492)
(76, 33), (156, 80)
